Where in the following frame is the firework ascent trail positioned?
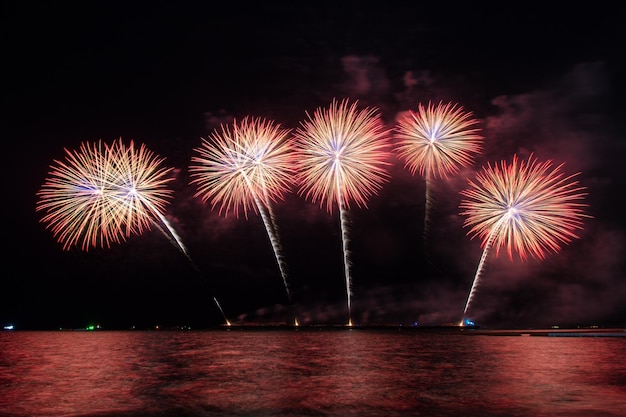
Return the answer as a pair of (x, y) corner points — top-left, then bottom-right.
(246, 173), (291, 301)
(460, 221), (500, 321)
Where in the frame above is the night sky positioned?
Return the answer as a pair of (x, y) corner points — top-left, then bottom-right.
(3, 2), (625, 330)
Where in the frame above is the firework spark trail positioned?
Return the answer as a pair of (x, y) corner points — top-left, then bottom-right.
(458, 153), (590, 324)
(213, 297), (231, 326)
(256, 167), (291, 299)
(424, 166), (433, 245)
(460, 222), (500, 319)
(248, 175), (291, 300)
(337, 181), (353, 318)
(147, 206), (197, 268)
(394, 101), (483, 245)
(37, 138), (230, 324)
(294, 98), (392, 325)
(189, 116), (297, 304)
(261, 200), (290, 300)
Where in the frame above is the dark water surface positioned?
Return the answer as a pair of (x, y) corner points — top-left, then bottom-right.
(1, 329), (625, 417)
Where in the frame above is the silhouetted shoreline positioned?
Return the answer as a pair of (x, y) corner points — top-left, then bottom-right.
(5, 324), (625, 335)
(211, 324), (625, 336)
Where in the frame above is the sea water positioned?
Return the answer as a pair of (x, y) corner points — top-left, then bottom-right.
(1, 329), (625, 417)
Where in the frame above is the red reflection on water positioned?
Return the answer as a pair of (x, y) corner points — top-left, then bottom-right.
(1, 330), (624, 417)
(474, 336), (626, 415)
(0, 331), (165, 416)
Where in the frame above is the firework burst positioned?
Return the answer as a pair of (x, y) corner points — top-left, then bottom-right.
(394, 101), (483, 242)
(36, 138), (175, 251)
(189, 116), (297, 304)
(293, 98), (393, 325)
(38, 137), (231, 325)
(458, 153), (590, 323)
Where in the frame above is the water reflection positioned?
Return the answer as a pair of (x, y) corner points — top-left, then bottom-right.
(0, 331), (146, 415)
(1, 330), (624, 417)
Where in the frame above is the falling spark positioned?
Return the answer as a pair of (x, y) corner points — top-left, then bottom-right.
(458, 153), (590, 324)
(293, 98), (393, 326)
